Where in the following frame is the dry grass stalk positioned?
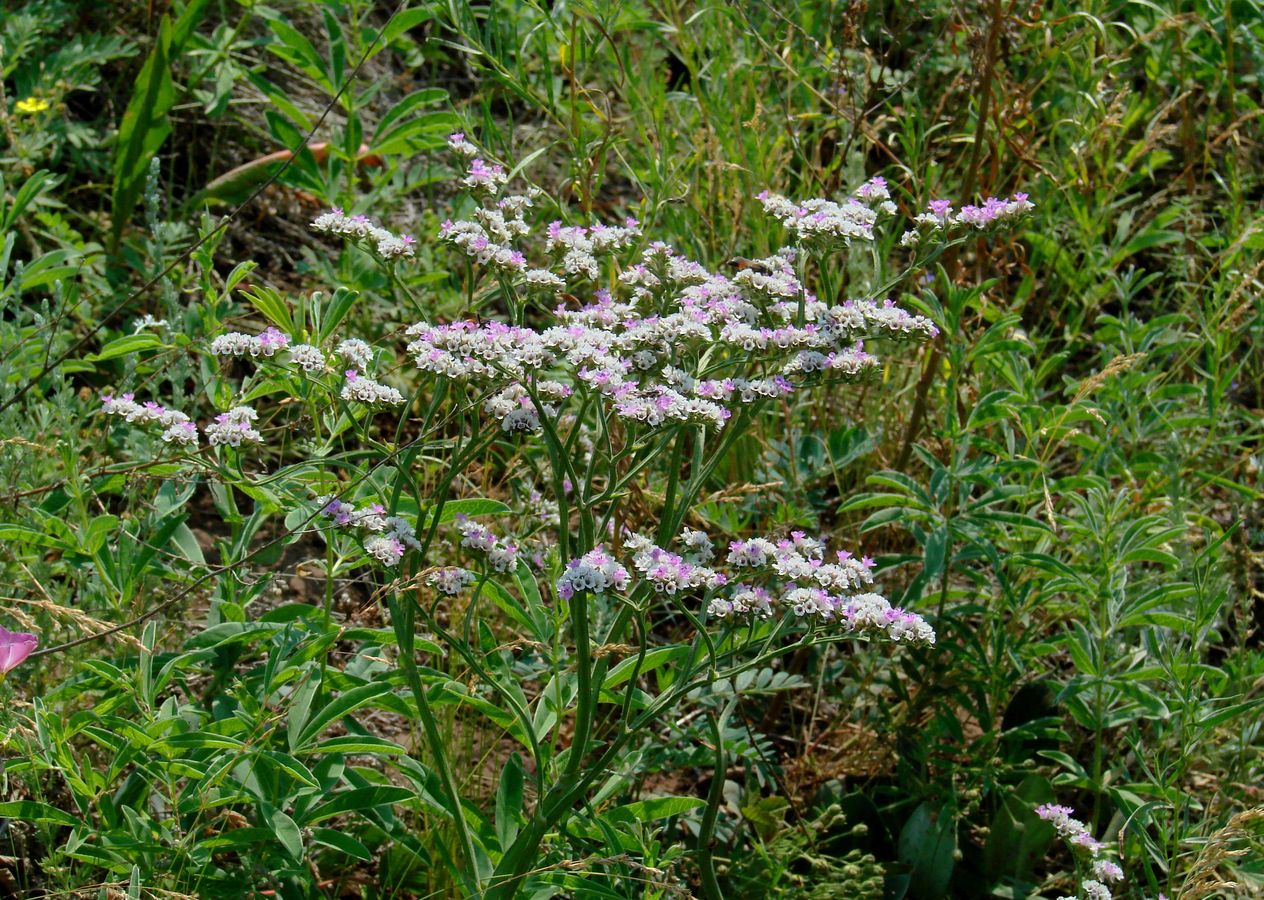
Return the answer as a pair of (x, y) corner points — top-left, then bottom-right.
(1177, 807), (1264, 900)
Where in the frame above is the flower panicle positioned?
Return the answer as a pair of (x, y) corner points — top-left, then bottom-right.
(1034, 802), (1125, 900)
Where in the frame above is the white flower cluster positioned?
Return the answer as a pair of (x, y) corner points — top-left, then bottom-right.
(456, 516), (520, 572)
(756, 191), (882, 247)
(545, 217), (641, 281)
(1034, 803), (1124, 900)
(482, 382), (570, 434)
(288, 343), (327, 373)
(694, 532), (935, 644)
(310, 207), (416, 260)
(708, 585), (775, 619)
(548, 529), (933, 645)
(462, 158), (508, 193)
(527, 488), (560, 527)
(340, 370), (405, 405)
(427, 567), (477, 595)
(900, 194), (1034, 247)
(132, 314), (168, 333)
(302, 135), (945, 445)
(679, 527), (714, 563)
(204, 406), (263, 446)
(211, 326), (291, 358)
(556, 546), (630, 600)
(335, 339), (374, 369)
(440, 217), (527, 271)
(447, 131), (478, 158)
(206, 328), (409, 410)
(319, 497), (420, 566)
(726, 534), (869, 592)
(101, 393), (198, 446)
(731, 250), (803, 299)
(623, 533), (725, 595)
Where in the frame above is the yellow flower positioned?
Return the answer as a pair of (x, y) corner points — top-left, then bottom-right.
(15, 97), (50, 115)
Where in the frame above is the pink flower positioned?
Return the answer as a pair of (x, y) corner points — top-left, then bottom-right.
(0, 626), (38, 674)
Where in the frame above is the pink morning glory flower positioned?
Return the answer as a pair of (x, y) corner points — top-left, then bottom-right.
(0, 626), (38, 674)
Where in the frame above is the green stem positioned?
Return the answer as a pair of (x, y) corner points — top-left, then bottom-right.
(388, 593), (482, 896)
(697, 702), (733, 899)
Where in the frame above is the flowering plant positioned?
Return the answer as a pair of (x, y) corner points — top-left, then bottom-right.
(0, 626), (37, 676)
(1035, 803), (1126, 900)
(95, 133), (1029, 897)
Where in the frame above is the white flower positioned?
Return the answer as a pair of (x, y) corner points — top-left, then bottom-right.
(556, 546), (629, 599)
(211, 327), (290, 358)
(205, 406), (263, 447)
(364, 536), (405, 565)
(427, 567), (477, 595)
(335, 339), (374, 369)
(341, 371), (404, 405)
(288, 343), (327, 373)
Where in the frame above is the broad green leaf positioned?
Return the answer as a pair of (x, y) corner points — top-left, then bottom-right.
(0, 800), (81, 828)
(295, 681), (393, 749)
(301, 735), (408, 756)
(86, 334), (165, 362)
(269, 808), (303, 860)
(312, 827), (372, 860)
(256, 750), (319, 787)
(427, 498), (511, 525)
(300, 786), (415, 825)
(602, 646), (686, 690)
(495, 753), (524, 849)
(898, 802), (956, 899)
(110, 0), (210, 248)
(599, 797), (705, 824)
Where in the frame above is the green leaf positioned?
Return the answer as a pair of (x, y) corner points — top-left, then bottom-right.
(1, 170), (52, 232)
(482, 580), (541, 642)
(982, 775), (1055, 886)
(300, 735), (408, 756)
(239, 285), (294, 335)
(256, 750), (319, 787)
(312, 827), (372, 860)
(740, 795), (790, 842)
(922, 525), (947, 584)
(0, 800), (81, 828)
(375, 89), (446, 138)
(86, 334), (165, 362)
(263, 16), (333, 90)
(495, 753), (524, 849)
(198, 827), (274, 852)
(159, 732), (245, 751)
(1119, 547), (1179, 568)
(300, 787), (415, 826)
(295, 681), (393, 749)
(110, 0), (210, 248)
(602, 646), (686, 690)
(185, 622), (283, 650)
(376, 7), (435, 52)
(898, 802), (956, 900)
(269, 807), (303, 860)
(0, 524), (70, 552)
(1197, 697), (1264, 729)
(599, 797), (705, 824)
(427, 498), (511, 526)
(316, 287), (360, 343)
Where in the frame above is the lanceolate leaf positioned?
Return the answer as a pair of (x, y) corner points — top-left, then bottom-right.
(110, 0), (210, 250)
